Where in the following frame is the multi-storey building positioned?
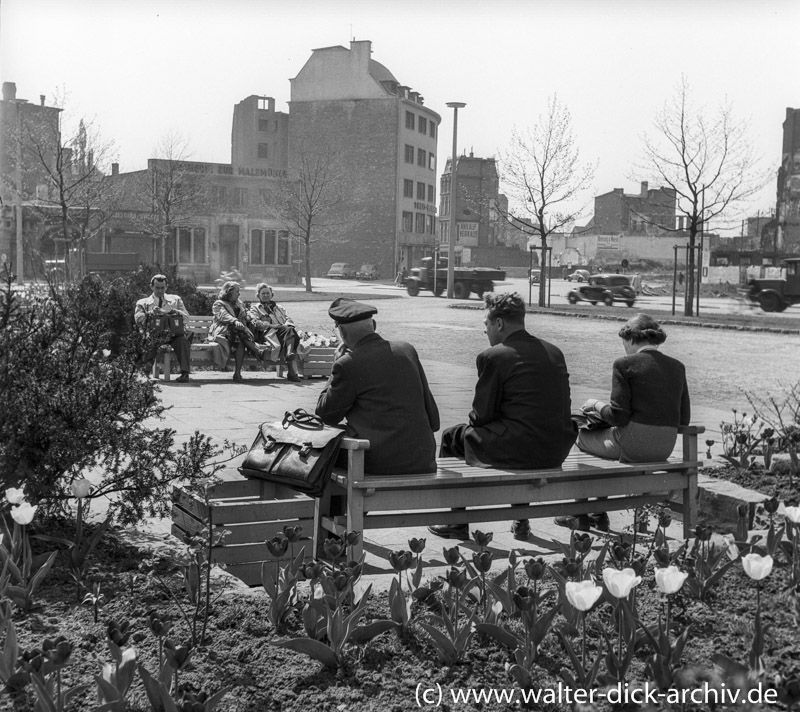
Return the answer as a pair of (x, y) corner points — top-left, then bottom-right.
(588, 182), (677, 235)
(289, 40), (440, 276)
(777, 107), (800, 253)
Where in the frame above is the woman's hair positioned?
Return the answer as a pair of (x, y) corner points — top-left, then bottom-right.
(618, 313), (666, 345)
(255, 282), (273, 296)
(218, 281), (240, 302)
(484, 292), (526, 323)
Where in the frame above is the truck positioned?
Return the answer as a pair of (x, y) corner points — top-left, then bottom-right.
(745, 257), (800, 312)
(405, 256), (506, 299)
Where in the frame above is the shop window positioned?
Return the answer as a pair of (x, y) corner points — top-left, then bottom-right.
(277, 230), (289, 265)
(251, 229), (278, 265)
(172, 226), (206, 263)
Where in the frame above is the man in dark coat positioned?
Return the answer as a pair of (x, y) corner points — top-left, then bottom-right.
(429, 291), (576, 541)
(315, 298), (439, 476)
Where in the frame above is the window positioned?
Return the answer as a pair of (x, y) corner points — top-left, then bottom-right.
(428, 152), (435, 170)
(427, 215), (436, 235)
(213, 186), (227, 206)
(250, 229), (277, 264)
(258, 143), (269, 159)
(277, 230), (289, 265)
(258, 118), (270, 132)
(418, 116), (427, 135)
(404, 145), (414, 164)
(402, 211), (413, 232)
(233, 187), (247, 207)
(427, 184), (435, 203)
(429, 122), (436, 139)
(403, 179), (413, 198)
(417, 182), (426, 200)
(257, 98), (269, 110)
(172, 226), (206, 263)
(417, 148), (426, 167)
(405, 111), (415, 130)
(415, 213), (425, 233)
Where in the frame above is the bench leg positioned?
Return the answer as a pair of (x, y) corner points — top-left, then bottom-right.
(162, 352), (172, 381)
(347, 448), (366, 561)
(683, 471), (698, 539)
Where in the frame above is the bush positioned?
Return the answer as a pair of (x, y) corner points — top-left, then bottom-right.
(0, 270), (215, 525)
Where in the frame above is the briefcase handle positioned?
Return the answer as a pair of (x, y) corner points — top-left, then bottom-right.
(282, 408), (323, 430)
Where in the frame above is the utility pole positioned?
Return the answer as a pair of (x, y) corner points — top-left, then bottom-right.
(445, 102), (465, 299)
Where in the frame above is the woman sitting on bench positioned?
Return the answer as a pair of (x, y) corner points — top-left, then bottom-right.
(207, 281), (267, 382)
(248, 283), (303, 382)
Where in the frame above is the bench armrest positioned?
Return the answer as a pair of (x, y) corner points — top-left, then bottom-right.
(341, 437), (370, 451)
(678, 424), (705, 435)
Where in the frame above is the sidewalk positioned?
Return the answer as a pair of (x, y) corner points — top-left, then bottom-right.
(138, 357), (718, 594)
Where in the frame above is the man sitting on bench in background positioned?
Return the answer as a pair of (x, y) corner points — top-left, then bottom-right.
(428, 291), (576, 541)
(315, 297), (440, 476)
(134, 273), (192, 383)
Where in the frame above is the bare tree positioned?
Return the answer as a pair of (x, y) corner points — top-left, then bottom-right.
(637, 76), (768, 315)
(500, 95), (595, 306)
(13, 94), (120, 282)
(264, 144), (363, 292)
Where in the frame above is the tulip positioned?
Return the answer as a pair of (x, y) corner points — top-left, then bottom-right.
(408, 537), (426, 554)
(722, 534), (740, 561)
(763, 497), (780, 515)
(784, 506), (800, 524)
(654, 565), (689, 595)
(322, 537), (344, 560)
(653, 546), (671, 567)
(442, 546), (460, 566)
(5, 487), (25, 505)
(265, 535), (289, 559)
(524, 557), (546, 581)
(694, 525), (713, 542)
(658, 510), (673, 529)
(344, 530), (361, 547)
(11, 502), (36, 525)
(573, 532), (593, 554)
(630, 553), (647, 577)
(107, 620), (132, 647)
(602, 567), (642, 599)
(282, 525), (303, 542)
(512, 586), (536, 612)
(388, 550), (413, 573)
(741, 553), (773, 581)
(472, 529), (493, 549)
(472, 550), (493, 573)
(611, 541), (631, 564)
(71, 479), (92, 499)
(565, 580), (603, 612)
(443, 566), (467, 590)
(42, 637), (73, 666)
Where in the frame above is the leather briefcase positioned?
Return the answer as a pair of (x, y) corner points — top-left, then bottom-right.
(238, 409), (345, 497)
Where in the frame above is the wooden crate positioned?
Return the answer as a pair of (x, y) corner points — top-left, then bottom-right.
(301, 346), (335, 379)
(172, 466), (315, 586)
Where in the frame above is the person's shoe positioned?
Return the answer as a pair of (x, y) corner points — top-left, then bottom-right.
(175, 372), (190, 383)
(427, 523), (469, 540)
(233, 373), (244, 382)
(589, 512), (611, 532)
(554, 515), (591, 532)
(511, 519), (531, 541)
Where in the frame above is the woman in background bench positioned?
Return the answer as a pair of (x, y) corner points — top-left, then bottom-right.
(207, 281), (267, 382)
(248, 283), (303, 382)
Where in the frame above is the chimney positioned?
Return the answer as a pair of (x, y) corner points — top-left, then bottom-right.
(40, 95), (45, 106)
(640, 181), (649, 199)
(2, 82), (16, 101)
(349, 39), (372, 68)
(111, 163), (119, 177)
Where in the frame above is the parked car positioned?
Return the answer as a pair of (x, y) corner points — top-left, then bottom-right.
(567, 273), (636, 307)
(566, 269), (591, 282)
(356, 264), (380, 280)
(529, 269), (541, 284)
(326, 262), (356, 279)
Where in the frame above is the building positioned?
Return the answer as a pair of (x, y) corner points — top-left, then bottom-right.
(289, 39), (440, 277)
(776, 107), (800, 253)
(0, 82), (62, 277)
(587, 182), (676, 235)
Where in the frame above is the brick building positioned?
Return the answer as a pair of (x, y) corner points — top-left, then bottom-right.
(289, 40), (440, 277)
(776, 107), (800, 253)
(587, 182), (677, 235)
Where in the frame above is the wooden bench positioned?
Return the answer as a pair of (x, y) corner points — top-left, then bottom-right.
(151, 314), (336, 381)
(314, 425), (705, 560)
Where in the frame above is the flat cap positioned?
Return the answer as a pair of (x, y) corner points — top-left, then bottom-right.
(328, 297), (378, 324)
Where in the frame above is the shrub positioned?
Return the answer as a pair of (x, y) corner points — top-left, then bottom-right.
(0, 270), (215, 525)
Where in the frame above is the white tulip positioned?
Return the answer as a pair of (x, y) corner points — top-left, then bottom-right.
(565, 580), (603, 611)
(71, 479), (92, 499)
(5, 487), (25, 505)
(11, 502), (37, 525)
(602, 567), (642, 599)
(784, 506), (800, 524)
(741, 553), (773, 581)
(654, 565), (689, 595)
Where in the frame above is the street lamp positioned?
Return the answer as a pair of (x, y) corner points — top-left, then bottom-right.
(445, 102), (466, 299)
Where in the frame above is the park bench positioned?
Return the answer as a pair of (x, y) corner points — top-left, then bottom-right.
(151, 314), (336, 381)
(314, 425), (704, 560)
(171, 425), (703, 585)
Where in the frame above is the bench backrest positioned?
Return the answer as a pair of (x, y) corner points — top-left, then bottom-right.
(185, 315), (213, 338)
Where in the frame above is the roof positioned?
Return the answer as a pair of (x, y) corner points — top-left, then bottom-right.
(369, 59), (397, 84)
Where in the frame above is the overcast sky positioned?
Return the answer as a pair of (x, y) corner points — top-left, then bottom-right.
(1, 0), (797, 235)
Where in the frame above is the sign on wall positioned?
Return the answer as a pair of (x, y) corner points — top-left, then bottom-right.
(457, 222), (479, 243)
(597, 235), (620, 250)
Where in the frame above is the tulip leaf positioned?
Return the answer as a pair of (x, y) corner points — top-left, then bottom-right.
(274, 638), (340, 668)
(348, 620), (399, 644)
(417, 623), (459, 665)
(474, 622), (521, 650)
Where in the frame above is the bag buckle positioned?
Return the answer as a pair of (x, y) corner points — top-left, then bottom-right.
(298, 442), (313, 460)
(263, 435), (278, 452)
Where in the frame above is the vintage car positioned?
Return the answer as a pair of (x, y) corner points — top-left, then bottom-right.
(529, 269), (541, 284)
(326, 262), (357, 279)
(567, 273), (636, 307)
(566, 269), (591, 282)
(356, 263), (380, 280)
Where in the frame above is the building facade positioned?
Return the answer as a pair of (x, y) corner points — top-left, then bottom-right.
(776, 107), (800, 253)
(289, 40), (440, 277)
(587, 182), (677, 235)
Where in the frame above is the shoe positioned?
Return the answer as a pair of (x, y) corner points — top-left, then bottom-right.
(286, 371), (302, 382)
(554, 515), (591, 532)
(233, 373), (244, 382)
(175, 372), (189, 383)
(427, 523), (469, 540)
(511, 519), (531, 541)
(589, 512), (610, 532)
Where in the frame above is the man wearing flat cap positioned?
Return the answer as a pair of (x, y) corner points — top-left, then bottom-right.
(315, 297), (440, 475)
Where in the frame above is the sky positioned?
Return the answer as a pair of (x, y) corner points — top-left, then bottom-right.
(1, 0), (797, 235)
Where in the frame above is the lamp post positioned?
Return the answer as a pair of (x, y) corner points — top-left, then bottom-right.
(445, 102), (465, 299)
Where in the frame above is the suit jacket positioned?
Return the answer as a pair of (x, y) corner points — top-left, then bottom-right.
(134, 293), (189, 327)
(463, 330), (576, 469)
(315, 333), (440, 475)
